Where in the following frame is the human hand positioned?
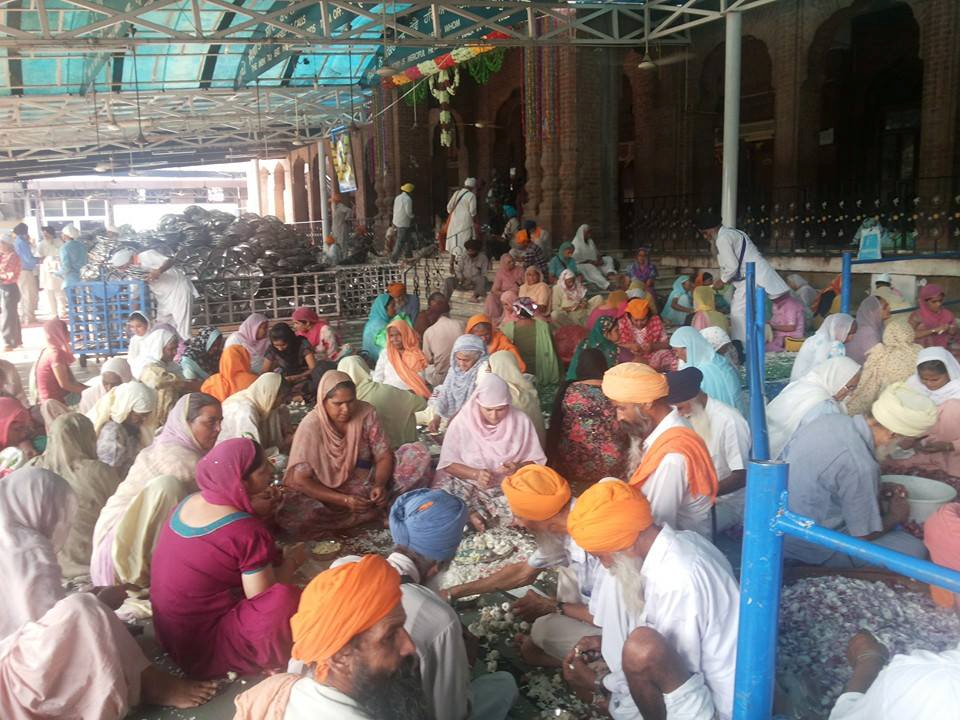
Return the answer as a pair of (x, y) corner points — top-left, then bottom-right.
(369, 484), (388, 505)
(427, 417), (442, 434)
(882, 483), (910, 525)
(573, 634), (602, 656)
(473, 468), (494, 486)
(94, 584), (139, 610)
(512, 590), (557, 622)
(146, 269), (162, 283)
(499, 461), (520, 476)
(846, 631), (888, 668)
(562, 648), (597, 696)
(342, 494), (374, 511)
(919, 441), (953, 454)
(250, 486), (281, 518)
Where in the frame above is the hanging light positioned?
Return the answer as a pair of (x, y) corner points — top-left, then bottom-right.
(638, 7), (656, 71)
(131, 42), (148, 145)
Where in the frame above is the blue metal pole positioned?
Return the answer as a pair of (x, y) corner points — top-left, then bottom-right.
(841, 251), (852, 314)
(733, 461), (788, 720)
(752, 284), (769, 460)
(775, 509), (960, 592)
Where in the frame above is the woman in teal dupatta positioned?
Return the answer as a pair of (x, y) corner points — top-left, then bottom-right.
(361, 294), (412, 364)
(669, 326), (744, 411)
(547, 242), (578, 282)
(567, 316), (620, 380)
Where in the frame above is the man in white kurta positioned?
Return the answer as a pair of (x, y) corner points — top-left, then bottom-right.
(669, 367), (752, 532)
(446, 465), (605, 663)
(696, 212), (789, 344)
(571, 224), (614, 290)
(565, 481), (740, 720)
(446, 179), (477, 257)
(392, 183), (415, 261)
(110, 248), (197, 338)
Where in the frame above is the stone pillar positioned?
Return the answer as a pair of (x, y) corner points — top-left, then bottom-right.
(913, 0), (960, 249)
(522, 48), (542, 219)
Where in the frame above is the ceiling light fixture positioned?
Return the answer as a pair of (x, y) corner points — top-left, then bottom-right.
(638, 7), (656, 71)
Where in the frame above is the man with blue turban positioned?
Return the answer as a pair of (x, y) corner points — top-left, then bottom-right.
(333, 488), (518, 720)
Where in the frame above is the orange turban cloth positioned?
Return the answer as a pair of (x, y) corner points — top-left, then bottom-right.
(625, 297), (651, 320)
(567, 480), (653, 554)
(515, 229), (530, 246)
(291, 555), (402, 681)
(502, 465), (572, 521)
(387, 282), (407, 299)
(602, 362), (668, 404)
(924, 503), (960, 609)
(629, 427), (718, 501)
(324, 235), (336, 246)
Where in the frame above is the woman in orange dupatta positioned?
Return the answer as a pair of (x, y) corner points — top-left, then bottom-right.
(201, 345), (257, 401)
(372, 318), (431, 399)
(465, 313), (526, 372)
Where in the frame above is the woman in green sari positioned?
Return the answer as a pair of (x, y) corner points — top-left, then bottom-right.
(500, 297), (561, 389)
(566, 316), (620, 380)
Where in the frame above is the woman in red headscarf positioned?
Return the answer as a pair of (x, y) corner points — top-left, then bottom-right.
(910, 284), (958, 349)
(291, 306), (345, 361)
(34, 318), (87, 403)
(150, 438), (304, 679)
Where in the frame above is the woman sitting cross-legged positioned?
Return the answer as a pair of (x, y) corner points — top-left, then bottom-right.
(277, 370), (431, 537)
(0, 468), (220, 718)
(91, 392), (222, 587)
(433, 373), (546, 529)
(150, 438), (304, 680)
(425, 334), (489, 433)
(27, 412), (122, 579)
(262, 322), (329, 404)
(338, 356), (426, 449)
(87, 381), (157, 481)
(501, 298), (561, 389)
(218, 372), (288, 451)
(615, 297), (676, 370)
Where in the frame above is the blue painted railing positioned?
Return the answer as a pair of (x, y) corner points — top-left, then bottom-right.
(840, 250), (960, 315)
(731, 261), (960, 719)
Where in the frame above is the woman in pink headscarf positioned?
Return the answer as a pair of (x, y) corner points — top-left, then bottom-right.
(0, 467), (219, 717)
(484, 253), (524, 323)
(224, 312), (271, 372)
(291, 306), (344, 360)
(909, 283), (958, 349)
(433, 373), (546, 529)
(150, 438), (303, 679)
(845, 295), (889, 364)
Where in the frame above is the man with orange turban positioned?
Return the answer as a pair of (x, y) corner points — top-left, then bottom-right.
(564, 480), (740, 720)
(602, 362), (718, 538)
(444, 465), (604, 666)
(386, 281), (419, 323)
(236, 554), (423, 719)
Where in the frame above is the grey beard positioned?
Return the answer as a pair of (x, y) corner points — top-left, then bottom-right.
(686, 402), (714, 447)
(625, 436), (643, 479)
(533, 529), (567, 559)
(609, 552), (647, 619)
(352, 656), (428, 720)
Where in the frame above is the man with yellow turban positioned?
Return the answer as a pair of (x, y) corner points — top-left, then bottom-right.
(783, 382), (938, 566)
(564, 480), (740, 720)
(602, 362), (718, 537)
(444, 465), (604, 666)
(234, 554), (422, 719)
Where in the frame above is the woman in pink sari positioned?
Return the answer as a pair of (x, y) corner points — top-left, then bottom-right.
(909, 283), (958, 349)
(151, 438), (303, 679)
(0, 467), (218, 717)
(484, 253), (524, 323)
(433, 373), (546, 529)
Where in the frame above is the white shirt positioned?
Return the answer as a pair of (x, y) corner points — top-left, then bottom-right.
(446, 189), (477, 252)
(284, 678), (370, 719)
(334, 553), (473, 720)
(423, 316), (464, 384)
(699, 397), (751, 483)
(372, 352), (421, 394)
(640, 409), (714, 538)
(714, 226), (789, 297)
(392, 192), (414, 228)
(594, 525), (740, 720)
(526, 501), (608, 607)
(828, 645), (960, 720)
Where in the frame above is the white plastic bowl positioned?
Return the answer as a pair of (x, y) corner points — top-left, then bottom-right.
(882, 474), (958, 524)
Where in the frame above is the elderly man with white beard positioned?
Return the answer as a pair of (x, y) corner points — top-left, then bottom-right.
(444, 465), (604, 667)
(563, 480), (740, 720)
(667, 367), (751, 533)
(602, 362), (718, 538)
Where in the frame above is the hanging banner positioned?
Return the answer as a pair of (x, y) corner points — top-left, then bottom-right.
(330, 130), (357, 192)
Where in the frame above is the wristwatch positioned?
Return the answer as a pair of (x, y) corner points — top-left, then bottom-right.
(557, 600), (566, 616)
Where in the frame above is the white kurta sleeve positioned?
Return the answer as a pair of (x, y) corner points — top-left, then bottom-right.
(639, 454), (689, 530)
(714, 231), (741, 283)
(719, 416), (750, 474)
(372, 352), (388, 383)
(422, 621), (473, 720)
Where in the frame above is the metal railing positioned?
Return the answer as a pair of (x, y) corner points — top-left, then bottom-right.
(731, 262), (960, 719)
(840, 249), (960, 315)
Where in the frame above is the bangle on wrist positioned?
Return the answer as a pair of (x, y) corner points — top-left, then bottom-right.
(854, 650), (888, 665)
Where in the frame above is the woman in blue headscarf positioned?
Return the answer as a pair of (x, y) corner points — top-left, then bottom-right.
(669, 326), (744, 411)
(361, 294), (395, 364)
(426, 334), (488, 432)
(661, 274), (694, 326)
(547, 242), (578, 283)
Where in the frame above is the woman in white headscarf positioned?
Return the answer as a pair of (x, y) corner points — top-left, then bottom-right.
(218, 372), (284, 449)
(767, 356), (862, 460)
(789, 313), (856, 381)
(87, 381), (158, 480)
(570, 224), (614, 290)
(131, 326), (185, 429)
(78, 357), (133, 414)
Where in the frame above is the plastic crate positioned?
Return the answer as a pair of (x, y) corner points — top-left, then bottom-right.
(65, 280), (151, 365)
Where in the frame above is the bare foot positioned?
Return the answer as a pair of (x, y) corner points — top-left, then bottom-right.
(140, 666), (219, 708)
(468, 511), (486, 532)
(517, 634), (562, 668)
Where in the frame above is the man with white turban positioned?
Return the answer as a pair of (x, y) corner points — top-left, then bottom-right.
(446, 178), (478, 258)
(783, 382), (938, 565)
(563, 480), (740, 720)
(110, 247), (197, 338)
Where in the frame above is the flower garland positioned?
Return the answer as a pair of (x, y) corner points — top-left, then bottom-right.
(387, 31), (510, 86)
(429, 67), (459, 147)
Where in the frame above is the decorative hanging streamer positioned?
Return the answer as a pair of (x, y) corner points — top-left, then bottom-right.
(402, 81), (429, 106)
(465, 47), (506, 85)
(429, 68), (460, 148)
(386, 31), (511, 86)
